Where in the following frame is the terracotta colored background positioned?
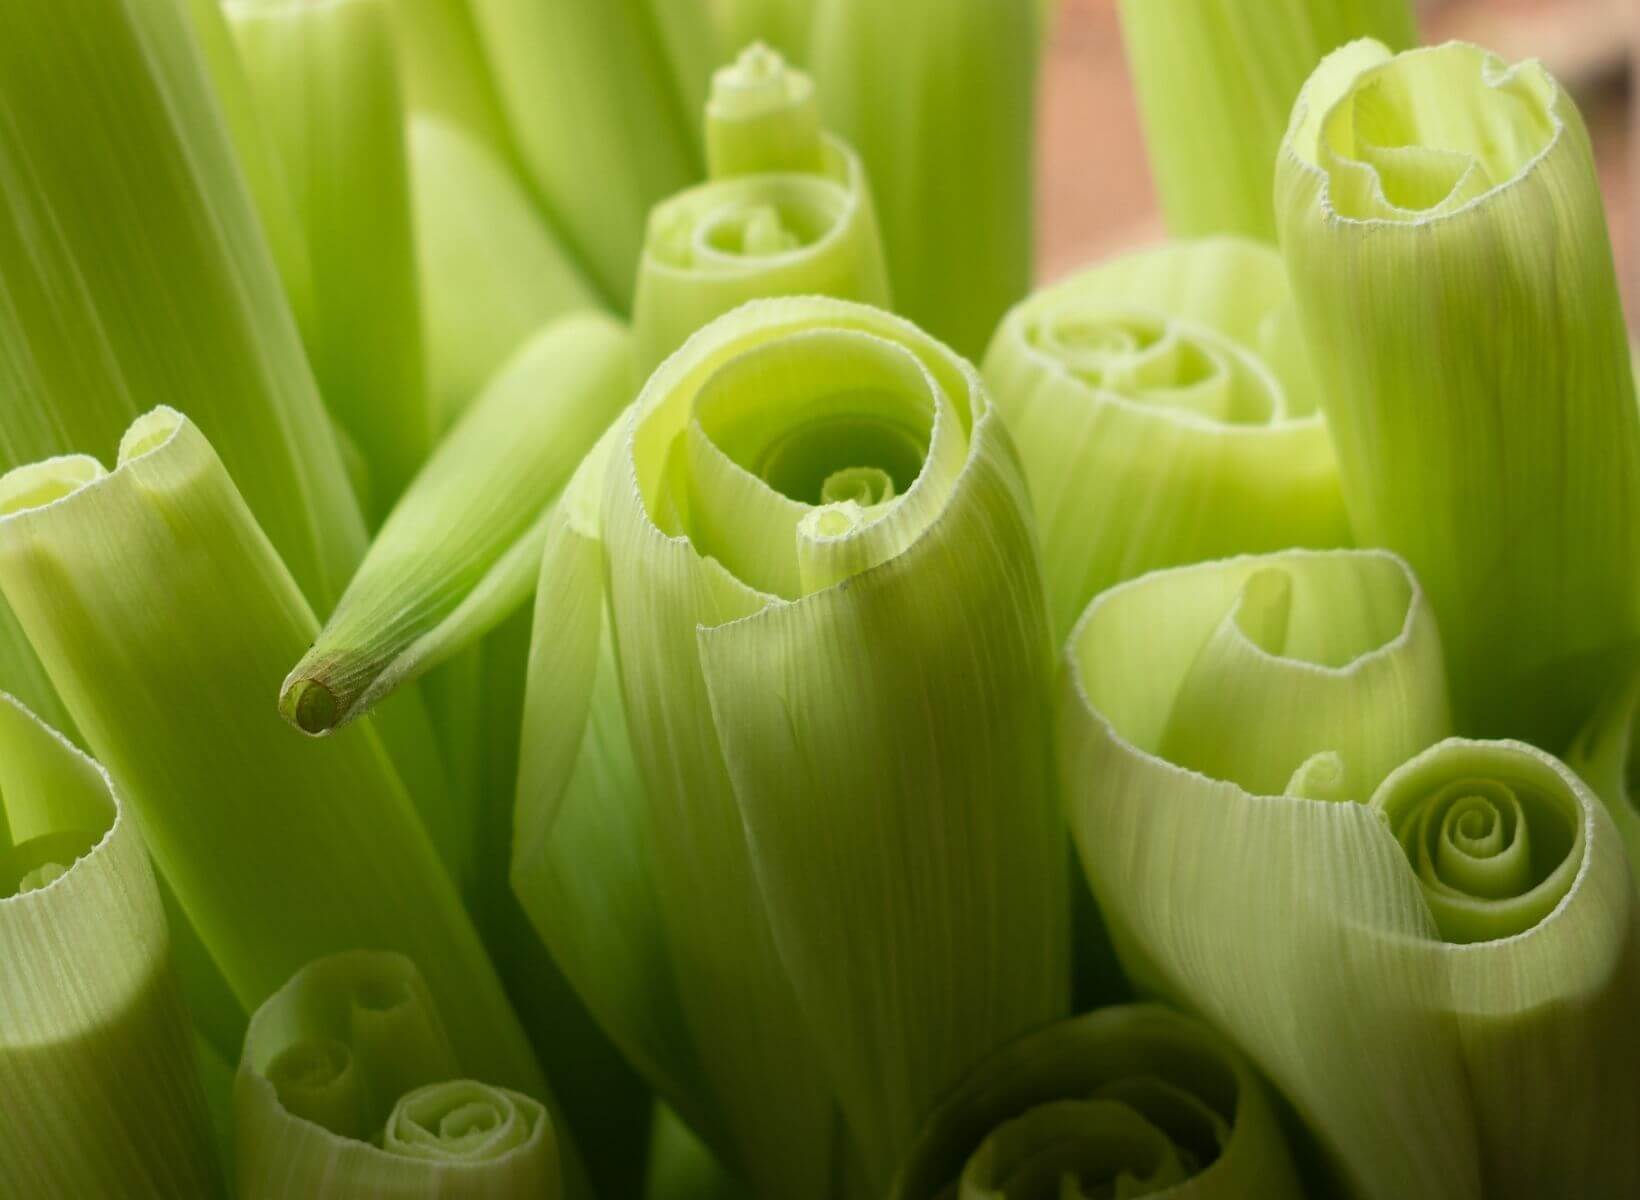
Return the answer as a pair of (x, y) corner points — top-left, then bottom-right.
(1035, 0), (1637, 329)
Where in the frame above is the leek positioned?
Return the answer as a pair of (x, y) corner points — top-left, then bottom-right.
(0, 693), (221, 1198)
(1567, 664), (1640, 881)
(0, 0), (363, 612)
(1118, 0), (1417, 241)
(892, 1005), (1302, 1200)
(811, 0), (1038, 357)
(280, 313), (632, 734)
(514, 297), (1067, 1194)
(236, 952), (558, 1199)
(983, 237), (1350, 637)
(1276, 40), (1640, 744)
(409, 116), (602, 428)
(226, 0), (431, 518)
(0, 411), (545, 1109)
(467, 0), (708, 309)
(1061, 550), (1640, 1198)
(633, 43), (891, 372)
(710, 0), (813, 65)
(379, 0), (514, 164)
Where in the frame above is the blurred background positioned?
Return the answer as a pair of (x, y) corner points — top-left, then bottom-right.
(1038, 0), (1638, 328)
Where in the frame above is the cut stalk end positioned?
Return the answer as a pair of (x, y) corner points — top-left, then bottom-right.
(282, 677), (340, 736)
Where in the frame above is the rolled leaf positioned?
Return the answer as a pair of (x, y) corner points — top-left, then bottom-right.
(1118, 0), (1416, 241)
(280, 314), (632, 734)
(983, 237), (1350, 636)
(0, 0), (363, 612)
(516, 297), (1067, 1193)
(892, 1004), (1302, 1200)
(811, 0), (1038, 357)
(1564, 664), (1640, 881)
(0, 693), (221, 1198)
(236, 951), (558, 1199)
(1061, 549), (1640, 1197)
(468, 0), (706, 308)
(1275, 40), (1640, 744)
(226, 0), (431, 518)
(0, 410), (544, 1109)
(410, 116), (602, 428)
(633, 42), (890, 372)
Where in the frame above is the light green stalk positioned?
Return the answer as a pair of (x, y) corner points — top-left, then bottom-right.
(1566, 663), (1640, 882)
(236, 952), (559, 1199)
(633, 43), (890, 372)
(983, 237), (1350, 637)
(811, 0), (1038, 358)
(1276, 40), (1640, 744)
(1060, 550), (1640, 1198)
(1118, 0), (1416, 241)
(891, 1004), (1302, 1199)
(467, 0), (708, 309)
(409, 116), (602, 428)
(280, 314), (632, 735)
(644, 1105), (747, 1200)
(0, 0), (363, 612)
(514, 298), (1067, 1194)
(0, 693), (221, 1198)
(0, 411), (545, 1112)
(226, 0), (431, 519)
(378, 0), (514, 163)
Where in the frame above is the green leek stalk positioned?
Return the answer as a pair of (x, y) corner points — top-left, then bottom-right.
(0, 694), (222, 1198)
(633, 43), (890, 373)
(810, 0), (1038, 358)
(644, 1105), (748, 1200)
(467, 0), (710, 309)
(1567, 664), (1640, 880)
(279, 314), (632, 734)
(236, 952), (558, 1199)
(1276, 40), (1640, 744)
(0, 412), (553, 1123)
(409, 116), (602, 428)
(513, 297), (1067, 1194)
(378, 0), (514, 165)
(892, 1005), (1302, 1199)
(1118, 0), (1416, 242)
(1060, 549), (1640, 1198)
(982, 237), (1350, 637)
(0, 0), (362, 613)
(225, 0), (432, 519)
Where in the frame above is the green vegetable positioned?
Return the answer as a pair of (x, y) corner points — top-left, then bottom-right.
(0, 693), (221, 1198)
(1061, 549), (1640, 1198)
(226, 0), (431, 518)
(409, 117), (602, 428)
(633, 42), (890, 372)
(236, 952), (558, 1199)
(983, 237), (1349, 637)
(1119, 0), (1416, 241)
(811, 0), (1039, 357)
(892, 1004), (1302, 1200)
(280, 313), (632, 735)
(1276, 40), (1640, 744)
(514, 297), (1067, 1194)
(0, 411), (545, 1111)
(468, 0), (710, 308)
(1565, 663), (1640, 883)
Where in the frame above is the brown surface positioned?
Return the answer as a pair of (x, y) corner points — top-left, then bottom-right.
(1035, 0), (1638, 328)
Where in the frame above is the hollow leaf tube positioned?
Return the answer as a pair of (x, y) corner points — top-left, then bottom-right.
(633, 43), (890, 372)
(0, 694), (221, 1198)
(983, 237), (1350, 637)
(1276, 40), (1640, 744)
(236, 952), (559, 1199)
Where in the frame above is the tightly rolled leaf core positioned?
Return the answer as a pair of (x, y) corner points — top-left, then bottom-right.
(1374, 742), (1584, 945)
(634, 42), (889, 372)
(892, 1005), (1301, 1200)
(984, 240), (1348, 637)
(237, 951), (557, 1198)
